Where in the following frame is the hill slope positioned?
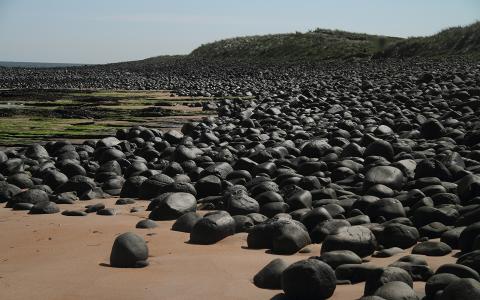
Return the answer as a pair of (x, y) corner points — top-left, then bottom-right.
(190, 29), (402, 61)
(375, 22), (480, 58)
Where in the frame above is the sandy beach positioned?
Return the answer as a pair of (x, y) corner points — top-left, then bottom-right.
(0, 198), (458, 300)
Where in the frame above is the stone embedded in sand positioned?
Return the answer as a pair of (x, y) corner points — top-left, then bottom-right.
(149, 192), (197, 221)
(8, 189), (49, 208)
(281, 259), (336, 300)
(119, 176), (147, 198)
(322, 226), (377, 258)
(189, 210), (235, 244)
(171, 211), (202, 233)
(377, 223), (419, 249)
(110, 232), (148, 268)
(232, 215), (254, 233)
(440, 278), (480, 300)
(253, 258), (289, 290)
(457, 250), (480, 274)
(316, 250), (362, 269)
(62, 210), (87, 216)
(139, 174), (174, 199)
(411, 241), (452, 256)
(136, 219), (158, 229)
(224, 188), (259, 216)
(115, 198), (135, 205)
(0, 181), (21, 203)
(425, 273), (460, 299)
(435, 263), (480, 281)
(29, 201), (60, 214)
(364, 267), (413, 296)
(97, 208), (116, 216)
(53, 192), (79, 204)
(373, 281), (418, 300)
(271, 221), (311, 255)
(85, 203), (105, 213)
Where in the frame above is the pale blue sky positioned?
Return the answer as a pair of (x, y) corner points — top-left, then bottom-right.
(0, 0), (478, 64)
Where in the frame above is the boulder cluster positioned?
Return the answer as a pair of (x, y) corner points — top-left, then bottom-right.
(1, 59), (480, 298)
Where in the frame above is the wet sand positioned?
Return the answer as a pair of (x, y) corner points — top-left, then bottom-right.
(0, 198), (457, 300)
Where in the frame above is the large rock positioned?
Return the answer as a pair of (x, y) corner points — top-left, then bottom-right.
(171, 212), (202, 233)
(373, 281), (418, 300)
(365, 166), (405, 190)
(253, 258), (289, 289)
(7, 189), (49, 207)
(420, 119), (445, 139)
(189, 211), (235, 244)
(440, 278), (480, 300)
(110, 232), (149, 268)
(322, 226), (377, 258)
(0, 181), (21, 203)
(281, 259), (336, 300)
(224, 188), (259, 215)
(378, 223), (419, 249)
(364, 267), (413, 296)
(411, 241), (452, 256)
(149, 192), (197, 220)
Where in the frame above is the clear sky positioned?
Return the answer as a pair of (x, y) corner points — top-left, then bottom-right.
(0, 0), (478, 64)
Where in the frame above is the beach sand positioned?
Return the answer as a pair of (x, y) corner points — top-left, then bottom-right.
(0, 198), (457, 300)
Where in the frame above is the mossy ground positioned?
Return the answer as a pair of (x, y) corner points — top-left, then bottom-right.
(0, 89), (221, 146)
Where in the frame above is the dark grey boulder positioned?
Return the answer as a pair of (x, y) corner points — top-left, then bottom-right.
(0, 181), (21, 203)
(97, 208), (116, 216)
(317, 250), (362, 269)
(436, 263), (480, 281)
(253, 258), (289, 290)
(149, 192), (197, 221)
(8, 189), (49, 208)
(420, 119), (445, 139)
(224, 188), (259, 215)
(171, 212), (202, 233)
(440, 278), (480, 300)
(321, 226), (377, 258)
(53, 192), (79, 204)
(85, 203), (105, 213)
(378, 223), (419, 249)
(281, 259), (336, 300)
(425, 273), (460, 299)
(189, 211), (235, 244)
(139, 174), (174, 199)
(29, 201), (59, 214)
(373, 247), (404, 258)
(12, 203), (34, 210)
(115, 198), (135, 205)
(232, 215), (254, 233)
(310, 219), (350, 243)
(62, 210), (87, 216)
(412, 241), (452, 256)
(272, 220), (311, 255)
(136, 219), (158, 229)
(364, 267), (413, 296)
(365, 166), (405, 190)
(457, 250), (480, 274)
(373, 281), (418, 300)
(119, 176), (147, 198)
(367, 198), (406, 221)
(110, 232), (149, 268)
(335, 263), (379, 283)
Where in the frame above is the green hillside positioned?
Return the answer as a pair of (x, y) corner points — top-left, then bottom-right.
(190, 29), (402, 61)
(375, 22), (480, 58)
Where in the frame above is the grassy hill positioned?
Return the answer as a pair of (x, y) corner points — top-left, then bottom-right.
(190, 29), (402, 61)
(375, 22), (480, 58)
(75, 22), (480, 68)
